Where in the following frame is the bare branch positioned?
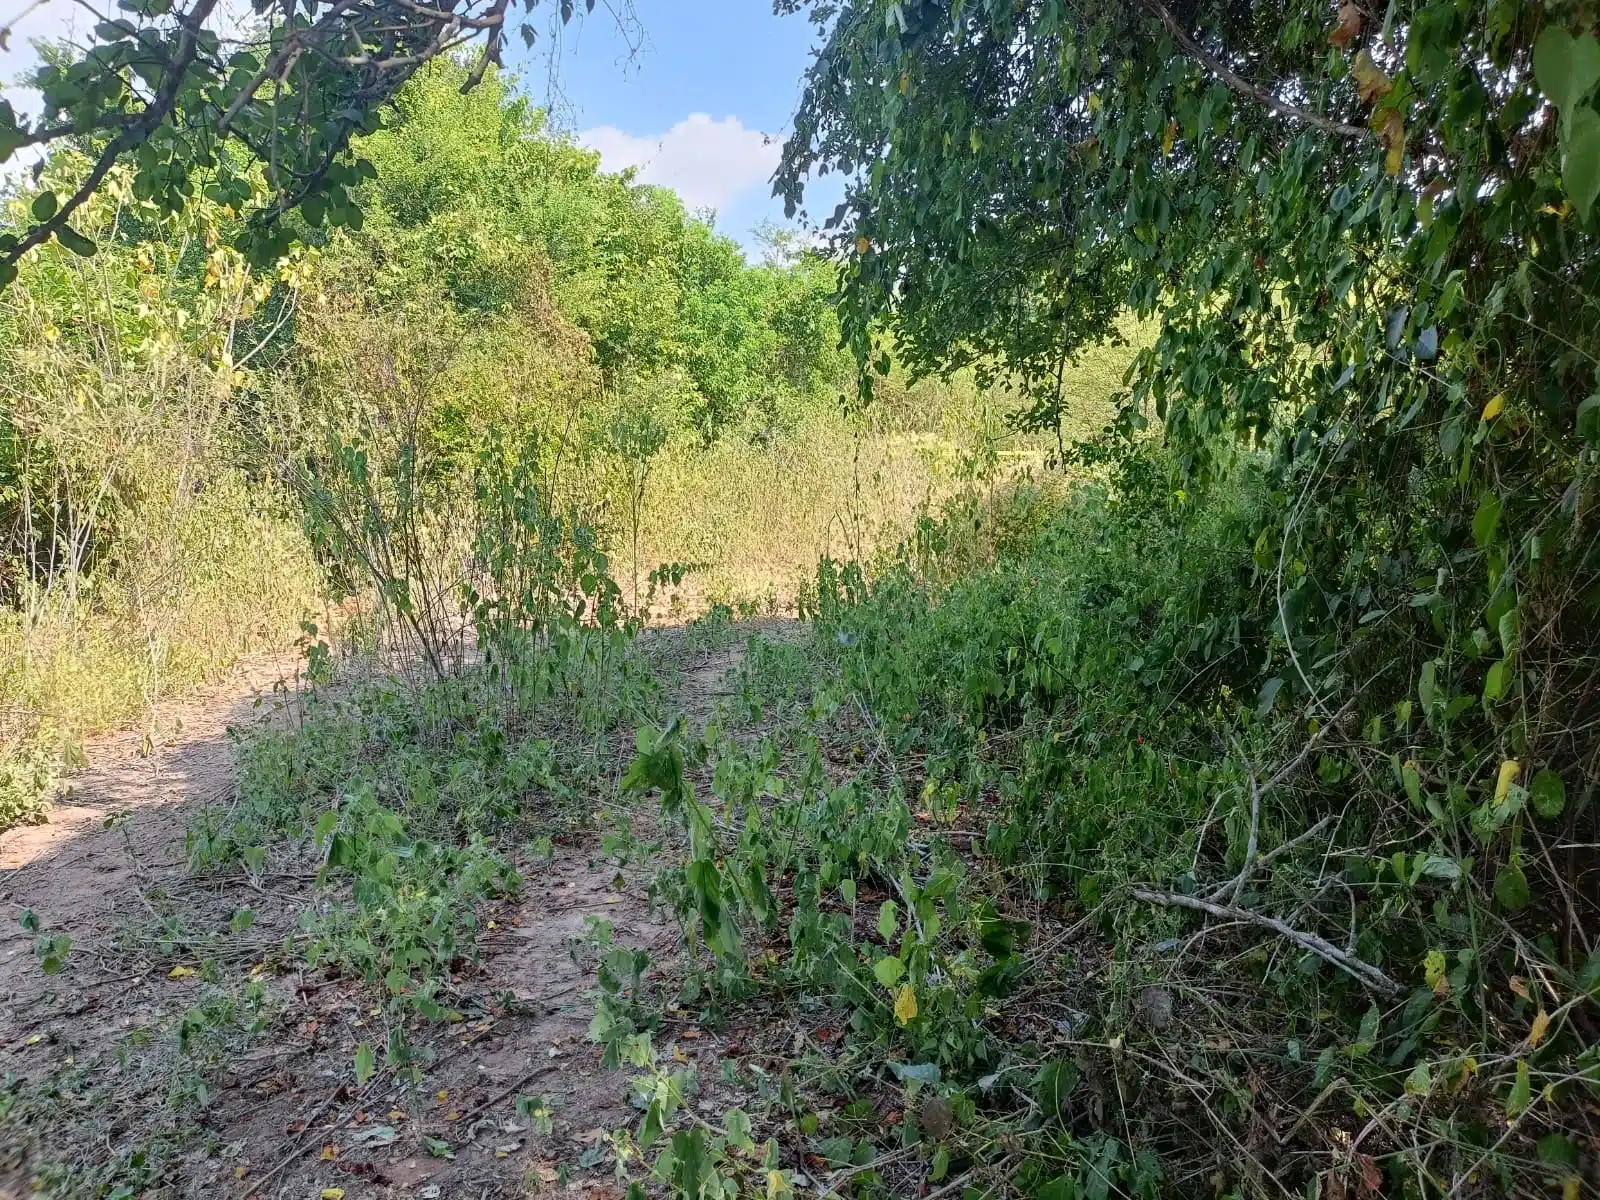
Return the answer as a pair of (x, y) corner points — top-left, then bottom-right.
(1130, 886), (1399, 995)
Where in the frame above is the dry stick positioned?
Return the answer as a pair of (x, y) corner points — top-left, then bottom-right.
(1130, 887), (1399, 995)
(1273, 1076), (1348, 1146)
(1528, 816), (1593, 961)
(242, 1027), (489, 1200)
(816, 1143), (923, 1200)
(1209, 702), (1355, 905)
(1251, 813), (1335, 875)
(447, 1061), (557, 1131)
(246, 1083), (344, 1198)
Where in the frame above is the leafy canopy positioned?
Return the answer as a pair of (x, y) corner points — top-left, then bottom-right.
(777, 0), (1600, 936)
(0, 0), (636, 283)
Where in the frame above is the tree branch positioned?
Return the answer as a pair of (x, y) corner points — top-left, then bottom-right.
(2, 0), (221, 272)
(1143, 0), (1367, 140)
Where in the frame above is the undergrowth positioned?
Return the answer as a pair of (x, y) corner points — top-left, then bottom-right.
(187, 614), (657, 1021)
(599, 450), (1597, 1200)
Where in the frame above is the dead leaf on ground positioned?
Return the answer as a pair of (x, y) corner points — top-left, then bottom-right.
(1356, 1153), (1382, 1196)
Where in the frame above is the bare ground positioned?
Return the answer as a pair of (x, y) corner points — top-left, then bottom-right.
(0, 625), (794, 1200)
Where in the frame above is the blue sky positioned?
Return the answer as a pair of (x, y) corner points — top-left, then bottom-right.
(0, 0), (840, 257)
(525, 0), (844, 256)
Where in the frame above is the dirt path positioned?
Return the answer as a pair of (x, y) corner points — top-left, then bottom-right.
(0, 650), (306, 1006)
(0, 622), (796, 1199)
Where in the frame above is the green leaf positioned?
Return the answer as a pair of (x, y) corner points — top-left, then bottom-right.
(1537, 1133), (1578, 1168)
(876, 899), (898, 942)
(1401, 761), (1422, 807)
(1533, 27), (1600, 116)
(723, 1107), (754, 1152)
(1033, 1060), (1080, 1124)
(1404, 1058), (1432, 1096)
(888, 1061), (941, 1084)
(1472, 492), (1502, 546)
(840, 878), (856, 905)
(1497, 608), (1519, 657)
(1255, 675), (1283, 719)
(1418, 660), (1438, 713)
(1482, 658), (1510, 705)
(1495, 857), (1531, 911)
(1348, 1001), (1381, 1059)
(1530, 769), (1566, 820)
(1505, 1058), (1532, 1118)
(873, 955), (905, 987)
(19, 908), (38, 933)
(355, 1042), (375, 1085)
(1578, 393), (1600, 441)
(54, 225), (97, 257)
(30, 191), (56, 221)
(1559, 105), (1600, 221)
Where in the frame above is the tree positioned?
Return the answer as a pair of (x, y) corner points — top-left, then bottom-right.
(0, 0), (638, 283)
(777, 0), (1600, 974)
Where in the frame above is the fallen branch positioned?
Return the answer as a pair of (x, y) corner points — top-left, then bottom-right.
(1130, 887), (1399, 995)
(1207, 812), (1336, 904)
(1211, 700), (1355, 904)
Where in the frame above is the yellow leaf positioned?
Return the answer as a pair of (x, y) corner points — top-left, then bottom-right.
(321, 1190), (345, 1200)
(894, 984), (918, 1025)
(1482, 393), (1505, 421)
(898, 72), (909, 94)
(1495, 759), (1520, 804)
(1423, 949), (1448, 995)
(1448, 1055), (1479, 1096)
(168, 965), (195, 979)
(1529, 1009), (1551, 1049)
(767, 1169), (794, 1199)
(1352, 50), (1392, 104)
(855, 237), (870, 256)
(436, 1089), (449, 1103)
(1375, 109), (1405, 176)
(319, 1145), (338, 1161)
(1162, 119), (1176, 157)
(1087, 92), (1102, 114)
(1563, 1176), (1582, 1200)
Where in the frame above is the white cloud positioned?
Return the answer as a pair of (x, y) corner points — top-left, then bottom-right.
(578, 113), (779, 216)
